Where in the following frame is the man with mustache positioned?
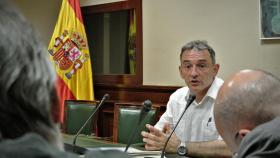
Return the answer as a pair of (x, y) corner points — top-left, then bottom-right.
(141, 40), (231, 157)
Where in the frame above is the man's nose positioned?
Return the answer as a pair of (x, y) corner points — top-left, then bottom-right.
(190, 66), (198, 77)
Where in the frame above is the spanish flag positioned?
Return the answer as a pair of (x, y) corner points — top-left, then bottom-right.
(48, 0), (94, 123)
(128, 10), (136, 74)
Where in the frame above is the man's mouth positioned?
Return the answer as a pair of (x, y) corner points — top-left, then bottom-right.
(190, 80), (199, 86)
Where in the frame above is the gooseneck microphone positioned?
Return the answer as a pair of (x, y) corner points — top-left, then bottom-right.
(124, 100), (152, 152)
(72, 93), (110, 152)
(160, 94), (196, 158)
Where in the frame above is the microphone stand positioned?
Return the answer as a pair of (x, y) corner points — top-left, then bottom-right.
(72, 94), (110, 153)
(160, 95), (196, 158)
(124, 121), (141, 152)
(124, 100), (152, 152)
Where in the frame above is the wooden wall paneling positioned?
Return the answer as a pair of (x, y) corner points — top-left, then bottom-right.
(95, 84), (179, 137)
(94, 84), (179, 103)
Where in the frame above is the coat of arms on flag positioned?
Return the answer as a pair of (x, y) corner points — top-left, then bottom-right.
(48, 30), (89, 79)
(48, 0), (94, 123)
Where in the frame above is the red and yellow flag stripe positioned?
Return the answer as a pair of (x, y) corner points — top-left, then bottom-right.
(48, 0), (94, 123)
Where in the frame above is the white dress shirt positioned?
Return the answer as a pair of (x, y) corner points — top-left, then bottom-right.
(154, 77), (224, 142)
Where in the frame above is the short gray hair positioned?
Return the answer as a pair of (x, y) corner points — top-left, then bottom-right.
(0, 0), (60, 148)
(180, 40), (216, 64)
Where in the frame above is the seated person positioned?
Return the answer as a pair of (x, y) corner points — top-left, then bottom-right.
(141, 40), (231, 157)
(0, 1), (128, 158)
(214, 69), (280, 158)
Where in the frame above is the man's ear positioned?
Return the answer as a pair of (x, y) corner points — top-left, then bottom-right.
(179, 65), (183, 78)
(213, 63), (220, 75)
(238, 129), (251, 139)
(234, 129), (251, 148)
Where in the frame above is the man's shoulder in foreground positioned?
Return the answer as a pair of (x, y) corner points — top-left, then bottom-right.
(0, 133), (130, 158)
(238, 117), (280, 158)
(0, 133), (78, 158)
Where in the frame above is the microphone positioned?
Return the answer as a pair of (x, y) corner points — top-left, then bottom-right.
(72, 93), (110, 153)
(138, 100), (152, 124)
(160, 94), (196, 158)
(124, 100), (152, 152)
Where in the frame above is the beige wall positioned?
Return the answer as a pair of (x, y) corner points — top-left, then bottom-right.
(12, 0), (280, 86)
(142, 0), (280, 86)
(12, 0), (61, 44)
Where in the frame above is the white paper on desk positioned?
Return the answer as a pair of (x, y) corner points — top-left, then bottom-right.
(86, 147), (161, 156)
(127, 148), (161, 156)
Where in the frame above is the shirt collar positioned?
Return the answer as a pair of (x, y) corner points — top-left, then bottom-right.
(205, 76), (224, 100)
(186, 77), (224, 105)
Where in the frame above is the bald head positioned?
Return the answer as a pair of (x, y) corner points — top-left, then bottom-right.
(214, 69), (280, 152)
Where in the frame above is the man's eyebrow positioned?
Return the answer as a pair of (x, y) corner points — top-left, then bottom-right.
(197, 59), (208, 62)
(182, 59), (208, 63)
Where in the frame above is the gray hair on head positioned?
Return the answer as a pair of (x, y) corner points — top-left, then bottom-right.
(180, 40), (216, 64)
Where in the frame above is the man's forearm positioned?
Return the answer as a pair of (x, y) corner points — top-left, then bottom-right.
(187, 140), (232, 158)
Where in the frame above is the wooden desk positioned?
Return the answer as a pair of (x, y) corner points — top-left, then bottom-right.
(63, 134), (185, 158)
(63, 134), (125, 148)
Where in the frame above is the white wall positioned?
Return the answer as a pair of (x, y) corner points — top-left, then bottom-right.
(12, 0), (280, 86)
(142, 0), (280, 86)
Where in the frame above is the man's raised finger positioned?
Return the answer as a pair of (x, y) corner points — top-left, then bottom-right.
(146, 124), (162, 136)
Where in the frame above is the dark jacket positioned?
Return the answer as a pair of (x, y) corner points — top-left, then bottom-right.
(0, 133), (129, 158)
(0, 133), (77, 158)
(238, 117), (280, 158)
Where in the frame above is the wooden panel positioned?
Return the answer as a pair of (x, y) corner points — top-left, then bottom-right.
(82, 0), (136, 13)
(97, 101), (115, 137)
(94, 83), (179, 104)
(82, 0), (143, 85)
(95, 84), (179, 137)
(113, 104), (121, 143)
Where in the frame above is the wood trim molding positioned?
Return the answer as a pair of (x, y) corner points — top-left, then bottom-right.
(94, 83), (180, 104)
(82, 0), (137, 13)
(112, 104), (120, 143)
(82, 0), (143, 85)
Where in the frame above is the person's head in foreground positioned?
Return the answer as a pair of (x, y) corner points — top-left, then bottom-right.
(0, 1), (130, 158)
(0, 0), (62, 148)
(214, 69), (280, 157)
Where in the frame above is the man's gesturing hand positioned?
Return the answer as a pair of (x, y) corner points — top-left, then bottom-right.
(141, 123), (180, 153)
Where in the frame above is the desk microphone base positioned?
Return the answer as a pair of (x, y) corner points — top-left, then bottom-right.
(64, 143), (87, 155)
